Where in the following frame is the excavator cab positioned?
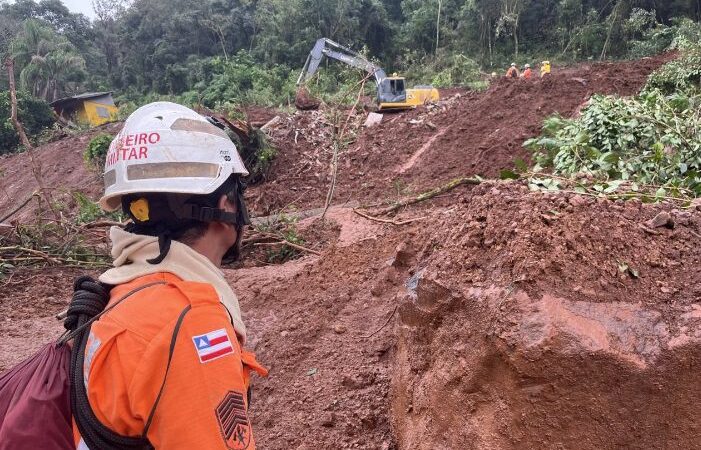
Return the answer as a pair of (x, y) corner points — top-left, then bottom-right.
(377, 76), (407, 105)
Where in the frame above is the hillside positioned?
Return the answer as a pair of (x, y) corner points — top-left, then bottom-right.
(2, 53), (701, 449)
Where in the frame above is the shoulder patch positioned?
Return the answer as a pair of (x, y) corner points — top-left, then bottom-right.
(216, 391), (251, 450)
(192, 328), (234, 363)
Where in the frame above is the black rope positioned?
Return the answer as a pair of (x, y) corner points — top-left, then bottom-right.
(66, 277), (165, 450)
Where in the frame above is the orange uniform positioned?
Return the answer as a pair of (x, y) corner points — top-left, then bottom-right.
(506, 66), (519, 79)
(73, 272), (267, 450)
(522, 68), (533, 79)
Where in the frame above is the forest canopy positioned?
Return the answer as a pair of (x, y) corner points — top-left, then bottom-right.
(0, 0), (699, 124)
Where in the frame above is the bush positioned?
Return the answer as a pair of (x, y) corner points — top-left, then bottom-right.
(525, 90), (701, 197)
(0, 91), (55, 154)
(639, 19), (701, 95)
(84, 133), (113, 169)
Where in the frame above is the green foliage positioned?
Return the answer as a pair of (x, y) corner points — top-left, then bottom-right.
(644, 20), (701, 96)
(2, 0), (701, 118)
(266, 226), (304, 263)
(0, 90), (55, 153)
(84, 133), (113, 169)
(74, 191), (123, 224)
(525, 90), (701, 197)
(10, 19), (86, 102)
(190, 53), (297, 108)
(399, 51), (484, 89)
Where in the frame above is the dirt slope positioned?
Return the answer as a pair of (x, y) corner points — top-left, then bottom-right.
(0, 123), (119, 222)
(249, 54), (672, 215)
(2, 53), (701, 450)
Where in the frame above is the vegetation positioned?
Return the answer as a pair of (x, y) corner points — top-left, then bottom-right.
(525, 24), (701, 200)
(83, 133), (112, 169)
(0, 1), (698, 109)
(0, 89), (54, 153)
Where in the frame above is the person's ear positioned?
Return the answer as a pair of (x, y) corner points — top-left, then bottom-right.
(218, 194), (237, 213)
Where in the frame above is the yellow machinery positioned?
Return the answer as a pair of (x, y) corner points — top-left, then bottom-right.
(297, 38), (440, 111)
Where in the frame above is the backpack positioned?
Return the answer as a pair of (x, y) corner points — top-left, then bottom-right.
(0, 276), (189, 450)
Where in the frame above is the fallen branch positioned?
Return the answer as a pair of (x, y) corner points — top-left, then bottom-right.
(360, 305), (398, 339)
(375, 176), (482, 215)
(0, 191), (39, 223)
(0, 245), (61, 264)
(353, 208), (426, 226)
(81, 220), (126, 229)
(253, 240), (321, 256)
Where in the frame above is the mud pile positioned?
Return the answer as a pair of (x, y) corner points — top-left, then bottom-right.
(1, 52), (699, 450)
(251, 53), (672, 214)
(0, 124), (119, 222)
(392, 182), (701, 448)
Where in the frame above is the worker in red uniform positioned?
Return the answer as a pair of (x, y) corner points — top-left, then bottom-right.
(73, 102), (267, 450)
(522, 63), (533, 79)
(506, 62), (520, 79)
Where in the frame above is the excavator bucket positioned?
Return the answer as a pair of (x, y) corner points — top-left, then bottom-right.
(295, 86), (321, 111)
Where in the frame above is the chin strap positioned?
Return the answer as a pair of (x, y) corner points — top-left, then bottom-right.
(147, 232), (172, 265)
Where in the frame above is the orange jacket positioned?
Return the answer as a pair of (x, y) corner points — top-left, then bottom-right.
(506, 67), (519, 78)
(73, 272), (267, 450)
(523, 68), (533, 79)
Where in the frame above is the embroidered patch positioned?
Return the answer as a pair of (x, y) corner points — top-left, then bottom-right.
(216, 391), (251, 450)
(192, 328), (234, 363)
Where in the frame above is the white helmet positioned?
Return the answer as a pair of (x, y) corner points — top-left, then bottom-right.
(525, 63), (531, 68)
(99, 102), (248, 212)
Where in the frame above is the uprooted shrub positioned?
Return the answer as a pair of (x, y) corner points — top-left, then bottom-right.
(524, 90), (701, 198)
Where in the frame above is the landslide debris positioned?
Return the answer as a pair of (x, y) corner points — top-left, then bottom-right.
(392, 182), (701, 449)
(249, 53), (673, 215)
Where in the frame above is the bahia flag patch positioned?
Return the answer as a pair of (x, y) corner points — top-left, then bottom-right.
(192, 328), (235, 363)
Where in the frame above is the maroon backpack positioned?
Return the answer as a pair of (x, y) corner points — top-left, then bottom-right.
(0, 277), (187, 450)
(0, 343), (73, 450)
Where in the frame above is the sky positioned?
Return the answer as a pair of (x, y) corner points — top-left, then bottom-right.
(2, 0), (97, 19)
(57, 0), (96, 19)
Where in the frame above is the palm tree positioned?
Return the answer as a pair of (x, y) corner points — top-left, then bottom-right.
(10, 19), (86, 102)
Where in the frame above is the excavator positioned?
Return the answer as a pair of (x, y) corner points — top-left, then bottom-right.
(296, 38), (439, 111)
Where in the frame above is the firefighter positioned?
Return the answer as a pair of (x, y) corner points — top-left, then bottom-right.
(522, 63), (533, 79)
(506, 62), (520, 79)
(541, 60), (551, 77)
(73, 102), (267, 450)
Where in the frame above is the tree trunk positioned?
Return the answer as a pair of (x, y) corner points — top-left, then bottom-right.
(514, 16), (519, 57)
(435, 0), (442, 55)
(5, 57), (32, 150)
(5, 56), (61, 221)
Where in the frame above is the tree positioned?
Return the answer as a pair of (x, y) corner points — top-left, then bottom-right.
(11, 19), (86, 102)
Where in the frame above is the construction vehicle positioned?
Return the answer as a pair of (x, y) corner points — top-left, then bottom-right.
(296, 38), (439, 111)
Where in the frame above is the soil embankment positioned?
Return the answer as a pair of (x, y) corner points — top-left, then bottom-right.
(2, 53), (699, 449)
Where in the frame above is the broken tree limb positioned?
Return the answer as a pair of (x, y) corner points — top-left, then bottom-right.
(253, 241), (321, 256)
(360, 305), (398, 339)
(0, 191), (39, 223)
(375, 176), (482, 216)
(353, 208), (426, 226)
(81, 220), (127, 229)
(4, 57), (32, 150)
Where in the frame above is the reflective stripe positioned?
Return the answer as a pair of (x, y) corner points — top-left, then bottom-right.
(170, 118), (230, 139)
(83, 332), (101, 390)
(77, 437), (91, 450)
(127, 162), (220, 181)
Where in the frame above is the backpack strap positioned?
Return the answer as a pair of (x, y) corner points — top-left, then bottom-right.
(142, 304), (192, 437)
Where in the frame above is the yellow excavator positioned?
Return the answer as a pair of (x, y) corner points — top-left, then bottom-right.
(296, 38), (439, 111)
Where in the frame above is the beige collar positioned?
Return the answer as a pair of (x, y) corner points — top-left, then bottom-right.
(99, 227), (246, 342)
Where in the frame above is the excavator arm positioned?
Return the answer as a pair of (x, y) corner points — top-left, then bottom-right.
(295, 37), (441, 110)
(296, 38), (387, 86)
